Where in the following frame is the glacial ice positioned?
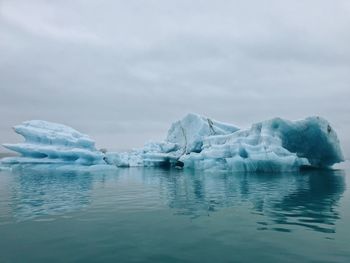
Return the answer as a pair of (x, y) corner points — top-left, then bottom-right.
(180, 116), (344, 171)
(166, 113), (239, 154)
(105, 113), (239, 167)
(0, 114), (344, 172)
(1, 120), (105, 165)
(105, 114), (344, 171)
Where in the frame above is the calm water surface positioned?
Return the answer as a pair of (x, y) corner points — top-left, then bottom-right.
(0, 165), (349, 263)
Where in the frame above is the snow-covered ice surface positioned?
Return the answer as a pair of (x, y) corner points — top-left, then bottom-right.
(1, 120), (105, 166)
(0, 114), (345, 172)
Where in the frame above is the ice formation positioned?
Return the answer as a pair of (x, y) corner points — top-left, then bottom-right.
(0, 114), (344, 172)
(104, 113), (239, 167)
(180, 116), (344, 171)
(1, 120), (105, 165)
(105, 114), (344, 171)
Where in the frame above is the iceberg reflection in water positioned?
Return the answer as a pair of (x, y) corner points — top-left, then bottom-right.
(2, 166), (115, 221)
(1, 166), (345, 235)
(151, 169), (345, 234)
(0, 166), (349, 263)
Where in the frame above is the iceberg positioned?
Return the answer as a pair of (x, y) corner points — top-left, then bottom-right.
(1, 120), (105, 165)
(0, 114), (344, 172)
(105, 114), (344, 171)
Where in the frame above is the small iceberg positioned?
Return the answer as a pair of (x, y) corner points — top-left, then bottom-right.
(1, 120), (105, 165)
(1, 114), (344, 172)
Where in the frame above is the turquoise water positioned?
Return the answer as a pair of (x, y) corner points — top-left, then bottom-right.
(0, 166), (349, 262)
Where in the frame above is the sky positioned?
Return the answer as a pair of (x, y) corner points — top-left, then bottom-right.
(0, 0), (349, 158)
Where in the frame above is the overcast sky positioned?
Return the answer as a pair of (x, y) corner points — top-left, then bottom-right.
(0, 0), (349, 158)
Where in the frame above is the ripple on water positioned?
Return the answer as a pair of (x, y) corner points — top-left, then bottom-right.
(0, 167), (349, 263)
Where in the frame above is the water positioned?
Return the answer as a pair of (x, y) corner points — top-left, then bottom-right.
(0, 166), (349, 263)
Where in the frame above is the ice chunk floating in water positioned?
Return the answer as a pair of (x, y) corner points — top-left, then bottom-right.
(2, 120), (105, 165)
(1, 114), (344, 171)
(106, 114), (344, 171)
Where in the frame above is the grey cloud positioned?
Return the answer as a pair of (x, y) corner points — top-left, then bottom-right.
(0, 0), (349, 157)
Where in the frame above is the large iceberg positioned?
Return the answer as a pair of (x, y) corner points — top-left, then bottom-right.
(1, 120), (105, 165)
(0, 114), (344, 172)
(105, 114), (344, 171)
